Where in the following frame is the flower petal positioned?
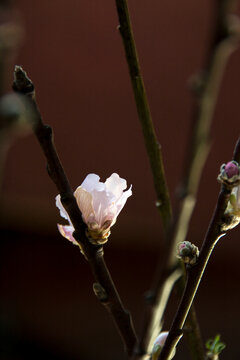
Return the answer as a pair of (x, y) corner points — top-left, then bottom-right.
(74, 187), (94, 223)
(91, 189), (115, 226)
(153, 332), (169, 348)
(105, 173), (127, 199)
(115, 185), (132, 217)
(56, 194), (69, 220)
(80, 173), (105, 192)
(57, 224), (78, 245)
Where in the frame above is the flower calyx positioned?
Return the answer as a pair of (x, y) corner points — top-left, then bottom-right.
(85, 221), (111, 245)
(176, 241), (199, 266)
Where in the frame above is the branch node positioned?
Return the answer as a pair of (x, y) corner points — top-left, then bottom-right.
(93, 282), (108, 302)
(43, 124), (52, 137)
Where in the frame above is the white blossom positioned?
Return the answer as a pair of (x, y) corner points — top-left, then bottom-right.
(56, 173), (132, 245)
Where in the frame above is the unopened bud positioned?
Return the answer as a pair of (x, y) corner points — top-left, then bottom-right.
(176, 241), (199, 265)
(152, 332), (176, 360)
(218, 161), (240, 187)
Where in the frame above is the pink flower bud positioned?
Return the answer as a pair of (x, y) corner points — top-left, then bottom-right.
(176, 241), (199, 265)
(224, 161), (239, 178)
(218, 161), (240, 187)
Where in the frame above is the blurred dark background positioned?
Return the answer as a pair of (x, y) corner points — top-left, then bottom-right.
(0, 0), (240, 359)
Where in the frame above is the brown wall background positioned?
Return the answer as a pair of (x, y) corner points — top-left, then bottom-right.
(0, 1), (240, 359)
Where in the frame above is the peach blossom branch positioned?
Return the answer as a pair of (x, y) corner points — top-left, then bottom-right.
(12, 65), (138, 357)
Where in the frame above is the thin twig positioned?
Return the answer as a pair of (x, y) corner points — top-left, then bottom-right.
(175, 267), (205, 360)
(12, 66), (138, 357)
(158, 138), (240, 360)
(175, 0), (240, 251)
(158, 187), (230, 360)
(134, 1), (240, 358)
(114, 1), (204, 358)
(115, 0), (172, 232)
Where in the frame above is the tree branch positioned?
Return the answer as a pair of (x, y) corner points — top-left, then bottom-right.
(115, 0), (172, 232)
(134, 1), (240, 358)
(12, 65), (138, 357)
(158, 138), (240, 360)
(172, 0), (240, 262)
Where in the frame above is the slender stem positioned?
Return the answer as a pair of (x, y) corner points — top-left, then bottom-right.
(136, 266), (181, 358)
(114, 1), (202, 358)
(134, 1), (240, 358)
(77, 239), (138, 356)
(158, 183), (231, 360)
(115, 0), (172, 231)
(175, 267), (205, 360)
(172, 0), (240, 261)
(158, 135), (240, 360)
(12, 66), (138, 357)
(183, 304), (205, 360)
